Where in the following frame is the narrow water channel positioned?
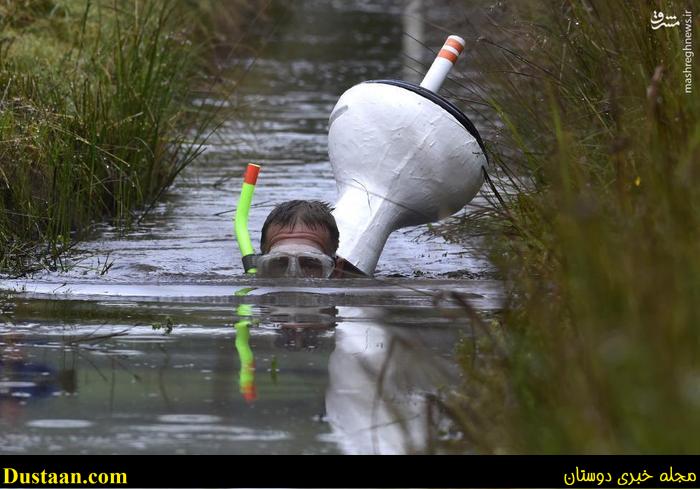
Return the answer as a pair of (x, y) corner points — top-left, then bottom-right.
(0, 0), (500, 454)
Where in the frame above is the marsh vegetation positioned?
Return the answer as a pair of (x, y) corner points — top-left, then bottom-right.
(0, 0), (263, 275)
(445, 0), (699, 452)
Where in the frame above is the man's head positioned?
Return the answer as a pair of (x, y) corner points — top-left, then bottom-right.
(258, 200), (339, 278)
(261, 200), (339, 255)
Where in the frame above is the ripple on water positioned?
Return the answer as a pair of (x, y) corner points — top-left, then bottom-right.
(27, 419), (94, 429)
(88, 348), (142, 357)
(0, 381), (36, 389)
(130, 423), (290, 442)
(157, 414), (222, 424)
(116, 336), (176, 343)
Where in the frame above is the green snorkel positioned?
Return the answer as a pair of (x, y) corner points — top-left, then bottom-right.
(235, 163), (261, 274)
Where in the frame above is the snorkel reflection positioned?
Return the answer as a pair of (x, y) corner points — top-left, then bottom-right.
(233, 289), (456, 454)
(234, 303), (257, 403)
(233, 287), (339, 406)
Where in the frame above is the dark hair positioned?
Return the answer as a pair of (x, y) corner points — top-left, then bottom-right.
(260, 200), (339, 254)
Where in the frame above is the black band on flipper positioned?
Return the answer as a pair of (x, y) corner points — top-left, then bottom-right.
(363, 79), (488, 160)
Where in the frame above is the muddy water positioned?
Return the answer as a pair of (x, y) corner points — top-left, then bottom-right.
(0, 0), (499, 454)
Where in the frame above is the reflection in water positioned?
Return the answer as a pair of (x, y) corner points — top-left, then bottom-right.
(231, 291), (456, 454)
(0, 286), (477, 453)
(0, 333), (59, 425)
(327, 308), (450, 454)
(235, 304), (257, 403)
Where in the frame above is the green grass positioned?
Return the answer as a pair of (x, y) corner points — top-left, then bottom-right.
(445, 0), (700, 453)
(0, 0), (261, 275)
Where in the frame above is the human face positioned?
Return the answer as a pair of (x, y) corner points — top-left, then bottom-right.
(258, 223), (336, 278)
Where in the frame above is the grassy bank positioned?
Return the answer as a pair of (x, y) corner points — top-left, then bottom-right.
(447, 0), (699, 452)
(0, 0), (262, 275)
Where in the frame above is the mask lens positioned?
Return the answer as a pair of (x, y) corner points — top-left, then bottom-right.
(298, 256), (326, 278)
(264, 256), (290, 277)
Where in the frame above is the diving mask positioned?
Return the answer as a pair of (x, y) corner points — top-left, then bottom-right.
(256, 243), (336, 278)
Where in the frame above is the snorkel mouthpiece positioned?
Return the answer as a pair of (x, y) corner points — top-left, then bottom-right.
(235, 163), (261, 274)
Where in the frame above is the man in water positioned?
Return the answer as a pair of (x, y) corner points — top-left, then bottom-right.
(256, 200), (364, 278)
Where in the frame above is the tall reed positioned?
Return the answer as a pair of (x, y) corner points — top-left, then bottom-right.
(0, 0), (236, 274)
(446, 0), (699, 452)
